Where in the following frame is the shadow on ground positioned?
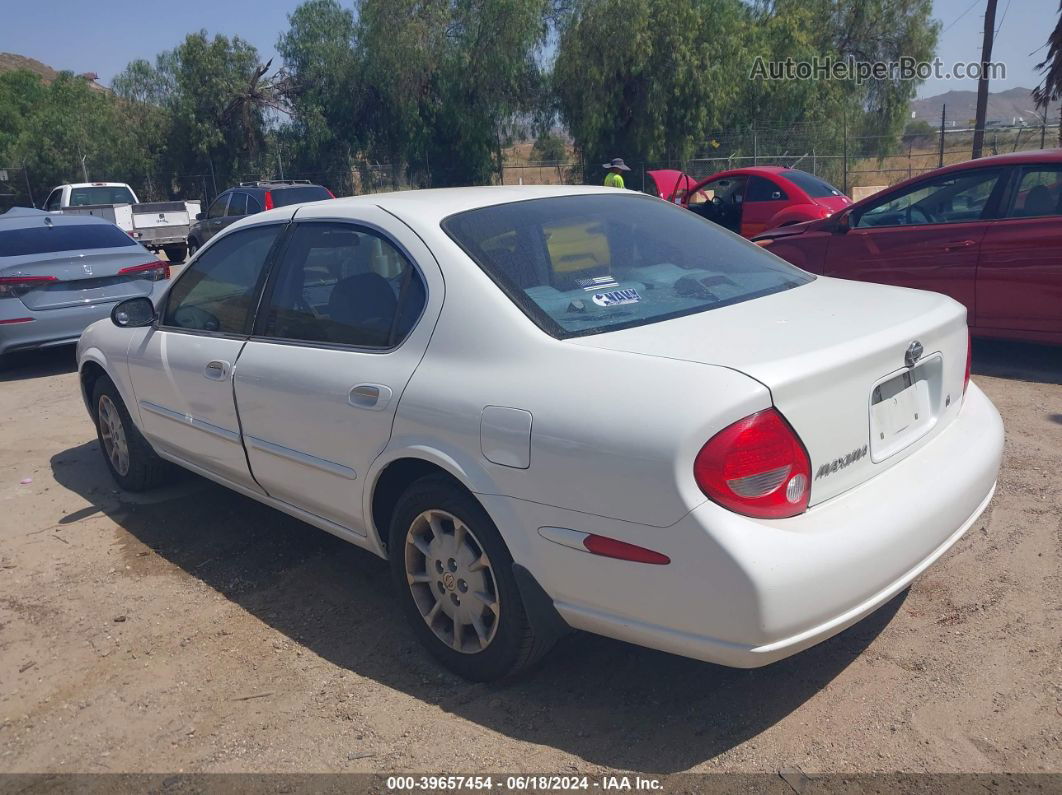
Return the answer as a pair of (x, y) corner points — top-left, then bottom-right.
(0, 345), (77, 382)
(50, 441), (902, 772)
(972, 338), (1062, 386)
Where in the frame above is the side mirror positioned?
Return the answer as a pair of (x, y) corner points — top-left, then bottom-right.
(111, 297), (156, 328)
(833, 210), (852, 234)
(195, 212), (204, 221)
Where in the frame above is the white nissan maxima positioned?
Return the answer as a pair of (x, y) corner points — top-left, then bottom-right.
(76, 186), (1003, 681)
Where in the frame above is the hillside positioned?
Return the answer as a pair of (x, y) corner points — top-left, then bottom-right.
(911, 87), (1056, 126)
(0, 52), (107, 91)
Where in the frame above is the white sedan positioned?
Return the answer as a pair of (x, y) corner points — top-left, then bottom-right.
(76, 186), (1003, 681)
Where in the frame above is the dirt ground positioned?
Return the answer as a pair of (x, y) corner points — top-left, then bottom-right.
(0, 338), (1059, 776)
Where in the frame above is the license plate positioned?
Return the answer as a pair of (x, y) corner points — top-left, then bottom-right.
(869, 359), (938, 462)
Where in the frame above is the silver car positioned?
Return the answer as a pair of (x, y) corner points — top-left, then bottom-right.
(0, 208), (169, 363)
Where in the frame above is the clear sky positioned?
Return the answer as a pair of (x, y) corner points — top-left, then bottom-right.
(0, 0), (1056, 99)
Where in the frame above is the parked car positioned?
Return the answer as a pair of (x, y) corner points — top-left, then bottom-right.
(187, 180), (334, 255)
(753, 150), (1062, 346)
(77, 186), (1002, 681)
(0, 208), (168, 363)
(43, 182), (201, 264)
(647, 166), (852, 237)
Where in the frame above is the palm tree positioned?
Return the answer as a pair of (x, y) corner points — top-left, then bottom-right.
(1033, 2), (1062, 146)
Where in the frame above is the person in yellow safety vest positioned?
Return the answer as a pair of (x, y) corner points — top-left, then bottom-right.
(602, 157), (631, 188)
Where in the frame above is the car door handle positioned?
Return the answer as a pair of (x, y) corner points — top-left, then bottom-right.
(348, 383), (393, 410)
(204, 360), (230, 380)
(943, 240), (976, 252)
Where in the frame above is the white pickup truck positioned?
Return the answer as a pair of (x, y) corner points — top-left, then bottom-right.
(43, 182), (201, 263)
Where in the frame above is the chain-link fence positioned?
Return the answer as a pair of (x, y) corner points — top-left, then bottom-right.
(0, 166), (35, 211)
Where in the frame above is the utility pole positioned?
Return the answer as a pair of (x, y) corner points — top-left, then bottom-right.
(939, 104), (947, 167)
(971, 0), (999, 159)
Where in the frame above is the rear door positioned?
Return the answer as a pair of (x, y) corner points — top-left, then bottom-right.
(824, 167), (1007, 315)
(127, 221), (286, 487)
(975, 163), (1062, 337)
(741, 175), (790, 237)
(233, 209), (440, 533)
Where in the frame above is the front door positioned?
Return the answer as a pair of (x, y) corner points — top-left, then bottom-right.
(233, 209), (439, 533)
(200, 193), (231, 244)
(976, 164), (1062, 337)
(741, 175), (790, 237)
(825, 167), (1007, 316)
(127, 221), (287, 488)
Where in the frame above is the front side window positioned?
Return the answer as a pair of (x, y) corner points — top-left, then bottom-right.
(442, 194), (812, 339)
(45, 190), (62, 211)
(260, 222), (426, 348)
(207, 194), (229, 219)
(1007, 166), (1062, 218)
(162, 224), (281, 334)
(226, 192), (248, 217)
(856, 169), (1003, 228)
(745, 176), (788, 202)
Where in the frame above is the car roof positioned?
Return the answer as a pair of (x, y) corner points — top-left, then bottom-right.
(59, 182), (131, 189)
(0, 207), (116, 231)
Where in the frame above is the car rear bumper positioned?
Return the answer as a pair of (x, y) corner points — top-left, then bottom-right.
(0, 300), (116, 356)
(481, 382), (1003, 667)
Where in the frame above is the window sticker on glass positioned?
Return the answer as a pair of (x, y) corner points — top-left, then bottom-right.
(591, 288), (641, 307)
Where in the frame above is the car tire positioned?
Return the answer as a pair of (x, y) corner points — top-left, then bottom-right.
(163, 245), (187, 264)
(186, 238), (199, 259)
(389, 474), (555, 681)
(91, 376), (169, 492)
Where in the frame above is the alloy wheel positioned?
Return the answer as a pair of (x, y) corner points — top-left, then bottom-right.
(98, 394), (130, 476)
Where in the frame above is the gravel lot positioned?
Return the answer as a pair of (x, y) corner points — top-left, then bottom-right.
(0, 338), (1059, 775)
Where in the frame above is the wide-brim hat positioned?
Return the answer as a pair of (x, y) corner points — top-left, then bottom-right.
(603, 157), (631, 171)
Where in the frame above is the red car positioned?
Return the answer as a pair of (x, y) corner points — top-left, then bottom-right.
(753, 150), (1062, 346)
(646, 166), (852, 238)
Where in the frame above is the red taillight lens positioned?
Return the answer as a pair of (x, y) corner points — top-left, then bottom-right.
(963, 331), (972, 395)
(325, 188), (335, 199)
(118, 261), (170, 281)
(582, 534), (670, 565)
(264, 191), (274, 210)
(0, 275), (57, 298)
(694, 408), (811, 519)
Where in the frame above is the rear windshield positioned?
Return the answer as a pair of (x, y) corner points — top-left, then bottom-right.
(0, 224), (139, 256)
(442, 194), (813, 339)
(68, 186), (137, 206)
(269, 186), (332, 207)
(781, 170), (844, 198)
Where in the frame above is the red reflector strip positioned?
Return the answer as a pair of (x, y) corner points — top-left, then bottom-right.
(0, 275), (57, 284)
(582, 534), (670, 565)
(0, 317), (35, 324)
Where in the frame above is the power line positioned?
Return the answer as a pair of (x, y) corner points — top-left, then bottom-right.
(994, 0), (1012, 36)
(942, 0), (983, 33)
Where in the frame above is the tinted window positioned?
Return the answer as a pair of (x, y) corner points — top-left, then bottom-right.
(67, 186), (137, 206)
(162, 224), (281, 334)
(226, 192), (248, 216)
(1007, 166), (1062, 218)
(261, 222), (425, 348)
(247, 194), (263, 213)
(780, 170), (843, 198)
(857, 169), (1002, 228)
(746, 176), (789, 202)
(0, 223), (139, 256)
(45, 190), (62, 211)
(269, 186), (332, 207)
(443, 194), (812, 339)
(207, 195), (229, 219)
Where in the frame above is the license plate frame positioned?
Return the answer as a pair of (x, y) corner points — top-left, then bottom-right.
(869, 355), (941, 462)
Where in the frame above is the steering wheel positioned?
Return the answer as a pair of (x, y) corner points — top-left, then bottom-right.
(907, 205), (935, 225)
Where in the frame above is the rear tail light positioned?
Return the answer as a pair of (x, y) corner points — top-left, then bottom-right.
(0, 275), (57, 298)
(325, 188), (336, 199)
(0, 317), (35, 324)
(963, 331), (972, 395)
(119, 261), (170, 281)
(264, 191), (274, 210)
(694, 408), (811, 519)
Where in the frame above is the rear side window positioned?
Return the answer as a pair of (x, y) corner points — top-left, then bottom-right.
(780, 170), (843, 198)
(226, 192), (248, 216)
(162, 225), (281, 334)
(260, 222), (426, 348)
(269, 186), (332, 207)
(67, 186), (136, 206)
(442, 194), (812, 339)
(1007, 166), (1062, 218)
(0, 223), (138, 256)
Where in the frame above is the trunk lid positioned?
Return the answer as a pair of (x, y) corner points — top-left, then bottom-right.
(569, 276), (969, 506)
(2, 248), (159, 310)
